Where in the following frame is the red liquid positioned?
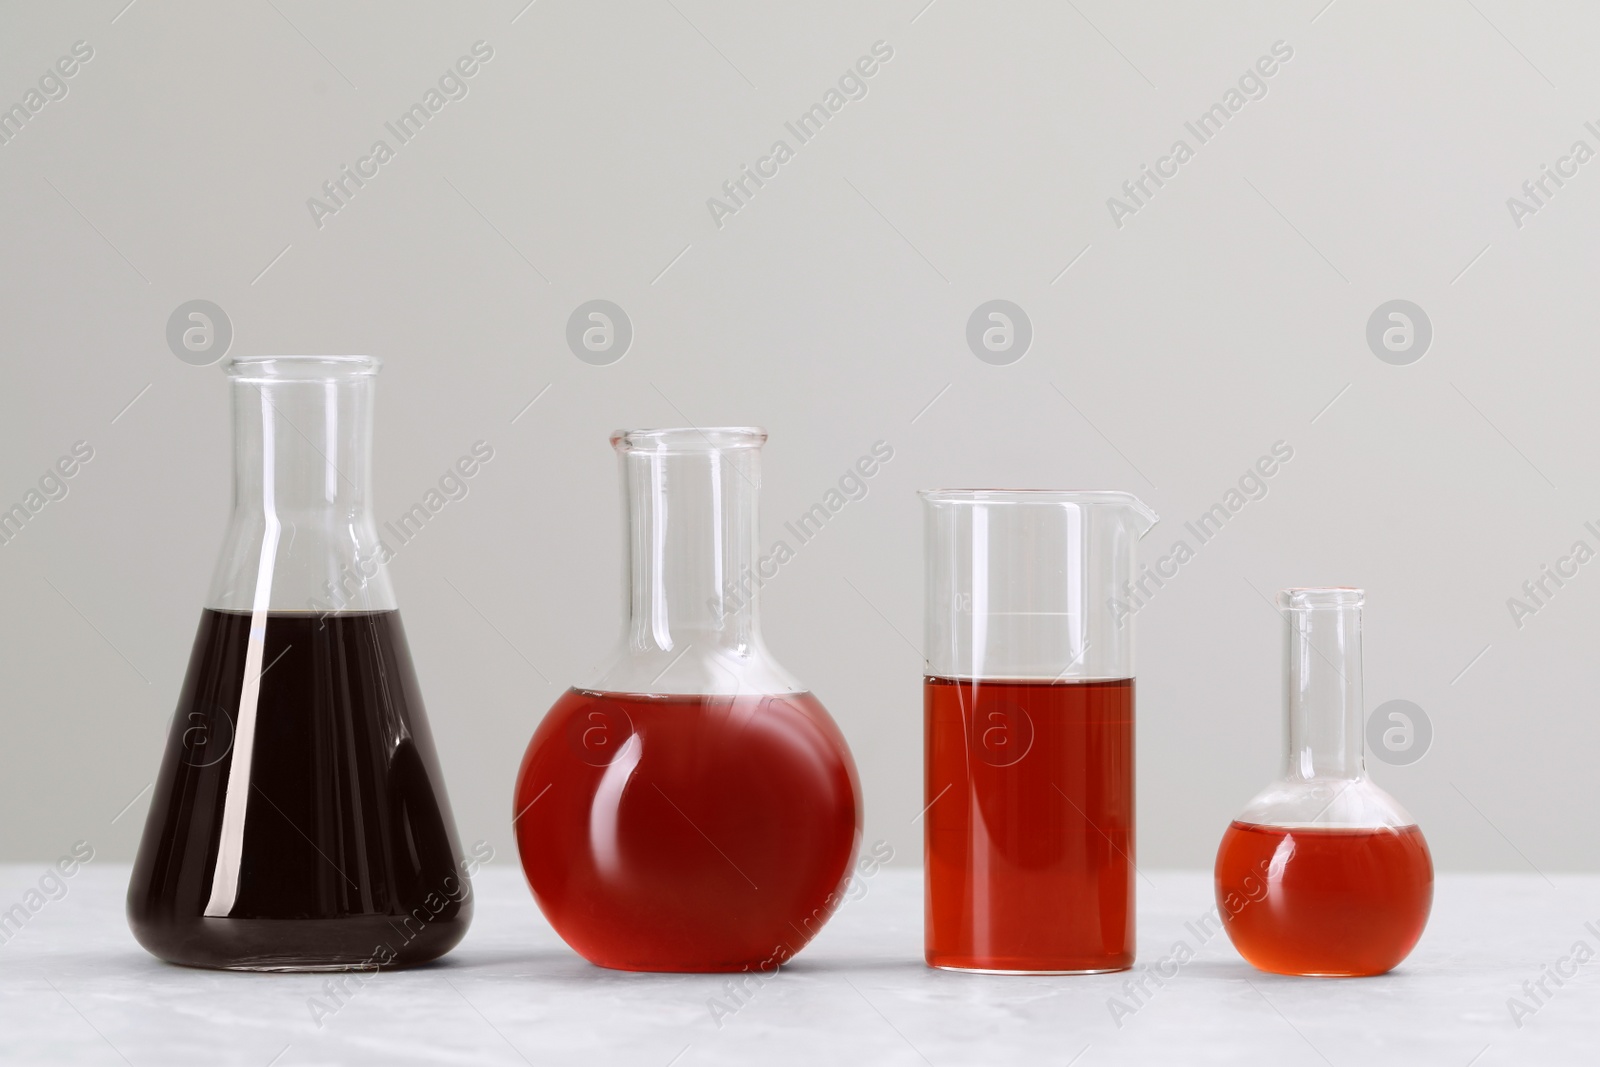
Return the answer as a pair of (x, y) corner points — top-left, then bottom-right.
(1214, 821), (1433, 976)
(924, 676), (1134, 973)
(514, 689), (861, 972)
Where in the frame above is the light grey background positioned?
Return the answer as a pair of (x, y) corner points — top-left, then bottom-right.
(1, 0), (1595, 873)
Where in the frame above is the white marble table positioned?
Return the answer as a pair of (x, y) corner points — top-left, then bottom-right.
(0, 864), (1594, 1065)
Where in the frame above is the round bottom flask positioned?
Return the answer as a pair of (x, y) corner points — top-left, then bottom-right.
(514, 428), (862, 972)
(1214, 588), (1432, 977)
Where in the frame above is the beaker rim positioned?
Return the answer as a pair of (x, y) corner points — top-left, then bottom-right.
(920, 488), (1154, 511)
(611, 426), (767, 452)
(1279, 587), (1364, 609)
(226, 355), (380, 381)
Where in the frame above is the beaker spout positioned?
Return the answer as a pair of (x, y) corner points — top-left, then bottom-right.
(1122, 496), (1159, 539)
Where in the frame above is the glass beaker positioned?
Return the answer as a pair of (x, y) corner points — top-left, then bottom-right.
(127, 355), (472, 971)
(1214, 588), (1433, 977)
(514, 427), (862, 972)
(921, 489), (1157, 974)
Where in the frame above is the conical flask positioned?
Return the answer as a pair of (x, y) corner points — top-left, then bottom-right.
(514, 427), (863, 972)
(128, 355), (472, 971)
(1214, 588), (1433, 977)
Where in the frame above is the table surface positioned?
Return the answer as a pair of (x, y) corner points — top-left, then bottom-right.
(0, 864), (1595, 1065)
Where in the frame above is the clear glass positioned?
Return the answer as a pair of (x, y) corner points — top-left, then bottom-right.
(921, 489), (1157, 974)
(514, 427), (862, 972)
(1214, 588), (1433, 977)
(200, 355), (396, 614)
(127, 355), (471, 971)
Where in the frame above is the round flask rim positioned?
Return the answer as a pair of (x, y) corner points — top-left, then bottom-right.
(225, 355), (381, 381)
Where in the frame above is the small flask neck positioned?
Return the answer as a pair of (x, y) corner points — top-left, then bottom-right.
(1283, 601), (1364, 781)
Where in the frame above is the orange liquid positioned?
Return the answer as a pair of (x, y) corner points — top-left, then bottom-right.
(514, 689), (861, 972)
(1214, 820), (1433, 976)
(924, 677), (1134, 973)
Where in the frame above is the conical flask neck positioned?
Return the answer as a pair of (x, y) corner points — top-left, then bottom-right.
(230, 372), (375, 521)
(1282, 589), (1364, 781)
(208, 358), (393, 614)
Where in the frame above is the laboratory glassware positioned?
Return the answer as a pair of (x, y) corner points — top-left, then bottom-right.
(127, 355), (472, 971)
(514, 427), (862, 972)
(1214, 588), (1432, 977)
(922, 489), (1157, 973)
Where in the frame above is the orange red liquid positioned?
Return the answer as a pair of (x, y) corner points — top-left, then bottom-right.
(1214, 821), (1433, 976)
(924, 676), (1134, 973)
(514, 689), (861, 972)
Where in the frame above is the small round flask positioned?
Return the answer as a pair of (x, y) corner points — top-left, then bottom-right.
(1214, 588), (1432, 977)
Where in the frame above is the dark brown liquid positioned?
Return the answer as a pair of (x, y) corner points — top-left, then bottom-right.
(127, 609), (471, 971)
